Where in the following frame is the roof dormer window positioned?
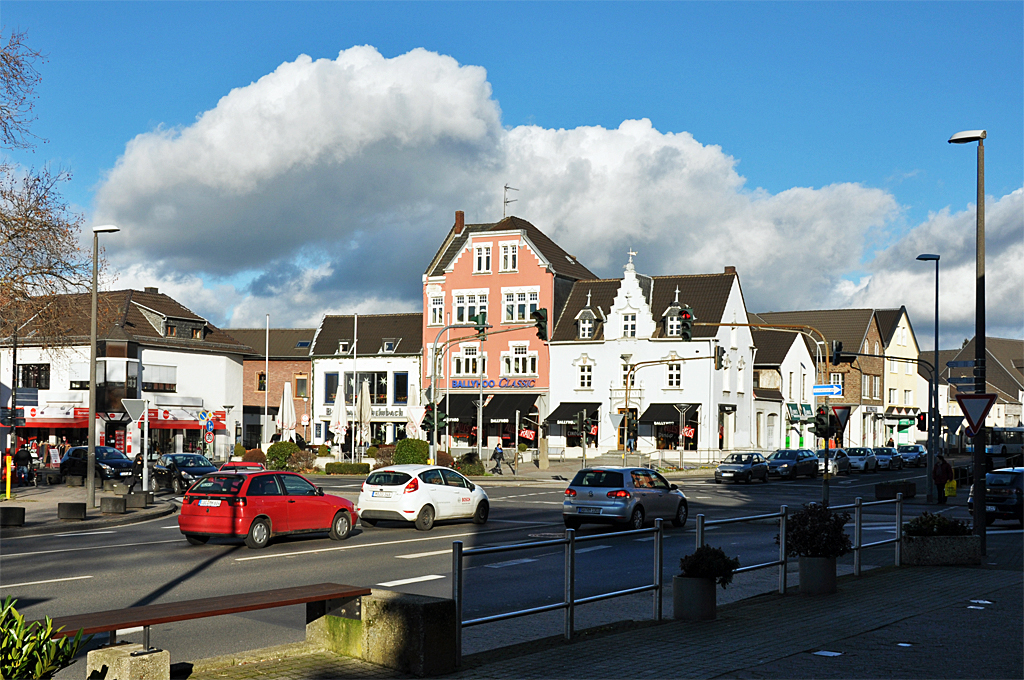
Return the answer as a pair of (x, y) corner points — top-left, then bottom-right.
(383, 339), (397, 353)
(166, 324), (177, 338)
(579, 318), (593, 339)
(666, 315), (681, 337)
(337, 341), (349, 354)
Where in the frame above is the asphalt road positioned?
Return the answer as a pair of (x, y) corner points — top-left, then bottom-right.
(0, 464), (980, 674)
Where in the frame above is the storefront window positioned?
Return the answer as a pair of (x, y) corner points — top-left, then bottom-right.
(345, 372), (388, 405)
(18, 364), (50, 389)
(393, 372), (409, 405)
(324, 373), (339, 404)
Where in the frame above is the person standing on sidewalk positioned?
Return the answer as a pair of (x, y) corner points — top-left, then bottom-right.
(932, 454), (953, 504)
(126, 453), (144, 493)
(490, 443), (504, 475)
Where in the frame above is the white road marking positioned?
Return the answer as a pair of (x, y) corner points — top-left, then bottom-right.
(52, 531), (117, 537)
(576, 545), (610, 553)
(485, 558), (537, 568)
(396, 550), (450, 559)
(376, 575), (445, 587)
(162, 526), (181, 529)
(487, 519), (560, 524)
(1, 540), (182, 559)
(634, 537), (655, 542)
(0, 575), (93, 589)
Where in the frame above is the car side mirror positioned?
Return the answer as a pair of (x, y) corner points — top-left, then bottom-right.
(468, 483), (475, 491)
(316, 486), (325, 496)
(670, 484), (678, 490)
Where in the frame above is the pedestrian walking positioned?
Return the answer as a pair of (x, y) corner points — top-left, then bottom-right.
(127, 453), (144, 493)
(932, 454), (954, 504)
(490, 443), (504, 475)
(887, 437), (895, 448)
(13, 445), (32, 486)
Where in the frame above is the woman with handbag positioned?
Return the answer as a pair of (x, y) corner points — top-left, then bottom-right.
(932, 454), (954, 505)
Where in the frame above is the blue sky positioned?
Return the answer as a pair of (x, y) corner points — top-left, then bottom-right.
(4, 1), (1022, 346)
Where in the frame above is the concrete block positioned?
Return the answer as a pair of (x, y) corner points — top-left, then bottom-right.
(901, 535), (981, 566)
(67, 475), (84, 487)
(101, 496), (127, 514)
(109, 483), (128, 495)
(0, 506), (26, 527)
(103, 479), (116, 491)
(361, 589), (456, 677)
(87, 643), (170, 680)
(58, 502), (87, 520)
(125, 493), (148, 509)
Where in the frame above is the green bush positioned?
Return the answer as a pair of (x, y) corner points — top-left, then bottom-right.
(288, 448), (316, 471)
(679, 545), (741, 589)
(325, 462), (371, 475)
(365, 446), (379, 458)
(518, 442), (528, 453)
(0, 597), (91, 679)
(455, 453), (485, 476)
(233, 443), (246, 458)
(317, 444), (332, 457)
(903, 512), (972, 537)
(394, 438), (429, 465)
(243, 448), (267, 465)
(778, 503), (852, 558)
(266, 441), (300, 470)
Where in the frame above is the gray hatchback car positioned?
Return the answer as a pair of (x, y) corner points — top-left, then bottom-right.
(563, 467), (688, 530)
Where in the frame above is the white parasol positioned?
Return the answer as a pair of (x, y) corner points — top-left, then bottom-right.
(277, 380), (297, 442)
(357, 379), (372, 444)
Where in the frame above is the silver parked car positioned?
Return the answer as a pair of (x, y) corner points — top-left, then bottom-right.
(563, 467), (688, 530)
(845, 447), (879, 473)
(714, 452), (769, 484)
(872, 447), (903, 470)
(897, 444), (927, 467)
(816, 449), (851, 475)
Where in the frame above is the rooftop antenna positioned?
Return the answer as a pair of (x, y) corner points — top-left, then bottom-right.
(503, 183), (519, 218)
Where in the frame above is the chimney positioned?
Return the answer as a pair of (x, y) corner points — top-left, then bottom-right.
(724, 266), (736, 275)
(144, 287), (159, 294)
(454, 210), (465, 235)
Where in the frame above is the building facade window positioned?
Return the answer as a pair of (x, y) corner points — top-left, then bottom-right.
(453, 345), (485, 376)
(578, 364), (592, 388)
(903, 389), (913, 406)
(141, 364), (175, 392)
(429, 296), (444, 326)
(18, 364), (50, 390)
(862, 376), (869, 398)
(622, 364), (635, 387)
(166, 324), (177, 337)
(502, 287), (538, 323)
(666, 315), (681, 336)
(905, 361), (913, 375)
(788, 372), (794, 400)
(344, 372), (388, 405)
(191, 328), (202, 339)
(888, 388), (896, 403)
(295, 374), (308, 398)
(393, 372), (409, 405)
(579, 318), (593, 339)
(455, 292), (487, 324)
(623, 314), (636, 337)
(889, 358), (898, 373)
(257, 371), (267, 392)
(801, 373), (807, 401)
(829, 373), (844, 393)
(324, 373), (338, 404)
(474, 246), (491, 273)
(667, 363), (681, 388)
(501, 244), (518, 271)
(501, 343), (538, 376)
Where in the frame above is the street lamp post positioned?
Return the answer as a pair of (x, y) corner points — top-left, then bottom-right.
(948, 129), (986, 554)
(916, 254), (940, 503)
(87, 224), (120, 508)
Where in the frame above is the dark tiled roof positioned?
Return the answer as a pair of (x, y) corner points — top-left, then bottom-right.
(874, 308), (904, 345)
(311, 313), (423, 356)
(945, 337), (1024, 404)
(224, 329), (316, 358)
(648, 274), (736, 339)
(755, 309), (876, 355)
(751, 329), (800, 366)
(550, 279), (620, 342)
(425, 216), (596, 281)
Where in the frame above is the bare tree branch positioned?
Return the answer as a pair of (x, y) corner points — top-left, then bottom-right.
(0, 28), (45, 151)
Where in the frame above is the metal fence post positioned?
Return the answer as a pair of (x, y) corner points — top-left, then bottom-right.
(853, 497), (862, 576)
(453, 541), (463, 666)
(696, 513), (705, 549)
(653, 519), (663, 621)
(565, 528), (575, 641)
(895, 493), (903, 567)
(779, 505), (788, 595)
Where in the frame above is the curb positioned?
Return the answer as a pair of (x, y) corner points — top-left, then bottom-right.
(1, 501), (178, 538)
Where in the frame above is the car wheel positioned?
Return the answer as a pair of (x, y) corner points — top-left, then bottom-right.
(171, 477), (183, 495)
(763, 470), (770, 483)
(415, 505), (435, 531)
(744, 472), (752, 484)
(714, 478), (722, 484)
(626, 506), (644, 530)
(329, 511), (352, 540)
(985, 515), (996, 526)
(810, 467), (818, 479)
(244, 518), (271, 549)
(184, 534), (209, 546)
(360, 517), (378, 528)
(564, 517), (582, 530)
(472, 500), (489, 525)
(672, 501), (689, 528)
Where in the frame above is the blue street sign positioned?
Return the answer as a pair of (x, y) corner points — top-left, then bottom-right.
(947, 377), (975, 384)
(205, 419), (215, 433)
(946, 360), (976, 368)
(812, 384), (842, 397)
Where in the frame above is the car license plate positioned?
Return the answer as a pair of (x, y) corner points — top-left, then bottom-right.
(372, 491), (392, 498)
(722, 472), (733, 477)
(986, 505), (996, 512)
(120, 471), (131, 476)
(198, 499), (221, 507)
(577, 507), (601, 515)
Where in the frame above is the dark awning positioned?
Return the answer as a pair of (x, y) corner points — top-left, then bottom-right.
(639, 403), (698, 426)
(545, 402), (601, 425)
(437, 393), (538, 424)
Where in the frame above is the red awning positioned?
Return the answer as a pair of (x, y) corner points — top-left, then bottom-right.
(21, 419), (89, 429)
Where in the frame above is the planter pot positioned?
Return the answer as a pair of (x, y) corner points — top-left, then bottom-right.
(673, 575), (717, 620)
(875, 481), (916, 500)
(901, 535), (981, 566)
(798, 556), (837, 595)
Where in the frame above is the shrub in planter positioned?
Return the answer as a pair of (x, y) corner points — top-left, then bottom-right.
(518, 442), (528, 454)
(679, 545), (741, 589)
(779, 503), (852, 558)
(233, 443), (246, 458)
(365, 446), (379, 459)
(325, 462), (371, 475)
(436, 450), (455, 468)
(375, 445), (395, 468)
(317, 444), (332, 457)
(243, 448), (267, 465)
(674, 545), (740, 621)
(901, 512), (980, 566)
(0, 597), (90, 679)
(903, 512), (971, 536)
(266, 441), (300, 470)
(394, 439), (429, 465)
(288, 448), (316, 471)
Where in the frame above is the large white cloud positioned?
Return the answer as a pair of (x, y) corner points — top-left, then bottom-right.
(94, 46), (1022, 347)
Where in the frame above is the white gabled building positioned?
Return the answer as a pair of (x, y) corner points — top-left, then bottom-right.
(748, 322), (817, 451)
(547, 258), (755, 463)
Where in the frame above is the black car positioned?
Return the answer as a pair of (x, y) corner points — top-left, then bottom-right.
(154, 453), (219, 494)
(766, 449), (819, 479)
(968, 467), (1024, 527)
(59, 446), (134, 480)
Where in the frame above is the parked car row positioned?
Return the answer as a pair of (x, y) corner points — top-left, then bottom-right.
(712, 446), (919, 482)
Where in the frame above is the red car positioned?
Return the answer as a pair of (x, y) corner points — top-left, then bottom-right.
(178, 471), (356, 549)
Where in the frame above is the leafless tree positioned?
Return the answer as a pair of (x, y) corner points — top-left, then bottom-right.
(0, 29), (44, 151)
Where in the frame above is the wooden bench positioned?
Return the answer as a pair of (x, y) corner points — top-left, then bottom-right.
(40, 582), (370, 650)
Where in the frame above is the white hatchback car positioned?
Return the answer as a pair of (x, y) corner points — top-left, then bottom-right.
(356, 465), (489, 531)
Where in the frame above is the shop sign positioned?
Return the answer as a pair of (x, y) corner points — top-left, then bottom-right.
(683, 426), (695, 439)
(370, 407), (407, 419)
(519, 429), (536, 441)
(450, 378), (537, 389)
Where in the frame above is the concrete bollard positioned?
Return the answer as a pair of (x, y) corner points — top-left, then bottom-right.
(58, 502), (87, 520)
(110, 482), (128, 495)
(102, 479), (116, 491)
(361, 589), (456, 677)
(125, 493), (148, 509)
(67, 475), (84, 487)
(87, 643), (170, 680)
(101, 496), (127, 514)
(0, 506), (26, 527)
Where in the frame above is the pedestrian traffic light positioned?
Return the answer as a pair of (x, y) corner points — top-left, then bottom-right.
(436, 409), (448, 430)
(531, 308), (548, 341)
(714, 346), (726, 370)
(421, 404), (436, 432)
(680, 306), (694, 341)
(916, 412), (927, 431)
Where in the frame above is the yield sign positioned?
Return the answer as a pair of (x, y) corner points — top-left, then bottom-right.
(608, 413), (625, 429)
(941, 415), (964, 433)
(955, 394), (996, 433)
(831, 406), (852, 432)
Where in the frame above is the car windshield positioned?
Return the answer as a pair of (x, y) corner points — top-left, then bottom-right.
(190, 474), (243, 495)
(897, 445), (918, 453)
(768, 450), (798, 460)
(986, 472), (1020, 487)
(847, 449), (870, 456)
(724, 454), (755, 464)
(96, 447), (129, 461)
(365, 471), (413, 487)
(873, 448), (891, 455)
(570, 470), (625, 488)
(171, 454), (213, 467)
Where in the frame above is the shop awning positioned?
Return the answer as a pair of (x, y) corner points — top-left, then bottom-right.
(545, 402), (601, 425)
(21, 419), (88, 429)
(440, 393), (539, 424)
(639, 403), (698, 426)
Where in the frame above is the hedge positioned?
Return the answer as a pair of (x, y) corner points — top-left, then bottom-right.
(394, 438), (429, 465)
(266, 441), (300, 470)
(325, 462), (371, 475)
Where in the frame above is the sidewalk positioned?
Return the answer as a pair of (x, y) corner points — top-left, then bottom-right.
(0, 483), (176, 537)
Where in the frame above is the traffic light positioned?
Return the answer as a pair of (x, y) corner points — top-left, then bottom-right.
(680, 306), (694, 341)
(714, 346), (726, 370)
(811, 407), (830, 438)
(531, 308), (548, 341)
(916, 412), (927, 431)
(469, 313), (487, 338)
(0, 407), (9, 427)
(436, 409), (448, 430)
(576, 411), (587, 436)
(831, 341), (843, 366)
(421, 404), (436, 433)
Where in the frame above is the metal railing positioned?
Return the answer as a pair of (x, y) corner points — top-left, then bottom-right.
(452, 519), (664, 666)
(695, 506), (791, 595)
(831, 494), (903, 575)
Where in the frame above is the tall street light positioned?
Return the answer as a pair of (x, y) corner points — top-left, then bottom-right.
(916, 253), (939, 503)
(948, 129), (986, 554)
(87, 224), (120, 508)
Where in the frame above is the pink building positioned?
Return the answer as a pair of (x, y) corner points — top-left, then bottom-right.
(422, 212), (595, 450)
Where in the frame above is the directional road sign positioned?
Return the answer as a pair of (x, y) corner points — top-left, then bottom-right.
(812, 384), (842, 397)
(946, 360), (976, 368)
(205, 419), (215, 433)
(955, 394), (996, 433)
